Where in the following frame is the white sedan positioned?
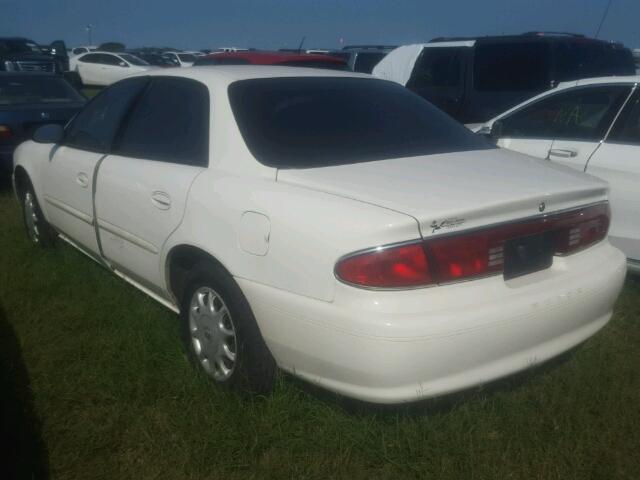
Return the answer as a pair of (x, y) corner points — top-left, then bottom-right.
(162, 52), (197, 67)
(70, 51), (155, 86)
(12, 67), (626, 404)
(476, 76), (640, 272)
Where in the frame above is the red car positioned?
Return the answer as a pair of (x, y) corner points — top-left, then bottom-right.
(193, 51), (348, 70)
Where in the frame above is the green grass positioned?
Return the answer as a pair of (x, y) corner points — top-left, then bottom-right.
(1, 184), (639, 479)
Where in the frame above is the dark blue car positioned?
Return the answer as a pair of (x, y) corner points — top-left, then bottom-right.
(0, 72), (85, 173)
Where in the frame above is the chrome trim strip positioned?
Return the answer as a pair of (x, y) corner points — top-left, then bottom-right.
(421, 200), (609, 242)
(97, 218), (159, 254)
(44, 195), (93, 225)
(112, 268), (179, 313)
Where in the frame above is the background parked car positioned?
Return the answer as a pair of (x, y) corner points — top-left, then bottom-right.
(476, 76), (640, 270)
(373, 32), (636, 123)
(0, 72), (84, 173)
(129, 51), (176, 68)
(1, 37), (59, 73)
(70, 51), (154, 86)
(162, 52), (197, 67)
(334, 45), (396, 73)
(70, 46), (98, 56)
(193, 50), (348, 69)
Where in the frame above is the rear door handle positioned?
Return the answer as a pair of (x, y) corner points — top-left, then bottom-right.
(76, 172), (89, 188)
(549, 148), (578, 158)
(150, 191), (171, 210)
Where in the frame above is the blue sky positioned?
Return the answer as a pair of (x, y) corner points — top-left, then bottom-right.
(1, 0), (639, 50)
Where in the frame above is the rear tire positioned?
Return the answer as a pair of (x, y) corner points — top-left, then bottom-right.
(21, 186), (55, 248)
(180, 262), (276, 394)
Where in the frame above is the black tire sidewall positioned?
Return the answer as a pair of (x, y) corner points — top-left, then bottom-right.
(179, 262), (276, 394)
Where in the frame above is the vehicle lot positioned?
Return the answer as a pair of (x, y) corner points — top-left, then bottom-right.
(1, 186), (638, 479)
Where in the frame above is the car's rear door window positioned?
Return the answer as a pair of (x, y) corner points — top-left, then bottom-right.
(408, 48), (463, 89)
(113, 77), (209, 166)
(228, 77), (493, 168)
(64, 77), (149, 152)
(500, 85), (631, 140)
(608, 91), (640, 145)
(473, 42), (550, 92)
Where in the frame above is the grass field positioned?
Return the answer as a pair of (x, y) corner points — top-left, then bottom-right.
(1, 182), (639, 479)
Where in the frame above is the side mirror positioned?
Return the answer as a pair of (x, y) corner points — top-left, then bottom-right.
(477, 120), (504, 144)
(33, 124), (64, 144)
(119, 61), (129, 67)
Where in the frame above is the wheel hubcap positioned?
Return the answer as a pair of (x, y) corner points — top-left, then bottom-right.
(188, 287), (237, 381)
(24, 192), (40, 243)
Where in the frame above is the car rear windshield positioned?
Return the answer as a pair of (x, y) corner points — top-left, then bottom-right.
(228, 77), (493, 168)
(353, 52), (387, 73)
(0, 76), (84, 105)
(554, 42), (636, 82)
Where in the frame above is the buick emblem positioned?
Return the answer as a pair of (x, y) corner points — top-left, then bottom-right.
(538, 202), (546, 212)
(40, 111), (50, 120)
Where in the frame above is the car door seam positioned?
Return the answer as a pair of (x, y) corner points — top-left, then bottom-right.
(92, 153), (110, 261)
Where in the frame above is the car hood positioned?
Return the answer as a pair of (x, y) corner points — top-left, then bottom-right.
(276, 148), (609, 238)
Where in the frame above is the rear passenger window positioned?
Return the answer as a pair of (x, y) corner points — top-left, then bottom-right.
(408, 48), (462, 88)
(64, 77), (148, 152)
(500, 85), (630, 140)
(474, 42), (550, 92)
(113, 77), (209, 166)
(609, 94), (640, 145)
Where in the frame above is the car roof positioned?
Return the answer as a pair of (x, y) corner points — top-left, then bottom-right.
(568, 75), (640, 86)
(201, 50), (346, 65)
(144, 65), (369, 84)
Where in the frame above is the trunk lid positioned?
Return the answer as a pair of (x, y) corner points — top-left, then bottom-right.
(277, 148), (608, 238)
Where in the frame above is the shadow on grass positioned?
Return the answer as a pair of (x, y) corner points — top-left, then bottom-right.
(285, 346), (578, 417)
(0, 174), (12, 193)
(0, 304), (50, 479)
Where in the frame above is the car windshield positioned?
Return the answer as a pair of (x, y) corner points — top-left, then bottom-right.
(0, 76), (84, 105)
(119, 54), (149, 66)
(229, 77), (493, 168)
(178, 54), (196, 63)
(0, 39), (43, 55)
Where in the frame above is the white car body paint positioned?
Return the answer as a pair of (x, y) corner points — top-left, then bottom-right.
(69, 51), (155, 86)
(13, 67), (627, 403)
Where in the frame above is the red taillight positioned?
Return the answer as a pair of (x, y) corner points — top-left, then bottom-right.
(335, 242), (433, 288)
(553, 203), (610, 255)
(0, 125), (12, 141)
(335, 203), (610, 289)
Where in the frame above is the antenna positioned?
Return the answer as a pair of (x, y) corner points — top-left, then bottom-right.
(297, 36), (306, 54)
(595, 0), (613, 39)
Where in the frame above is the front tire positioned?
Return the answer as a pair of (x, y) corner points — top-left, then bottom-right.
(22, 187), (55, 247)
(180, 262), (276, 394)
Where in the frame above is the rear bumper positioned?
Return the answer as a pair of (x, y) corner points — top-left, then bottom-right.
(238, 241), (626, 403)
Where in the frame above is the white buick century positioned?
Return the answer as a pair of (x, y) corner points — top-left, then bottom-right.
(12, 67), (626, 404)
